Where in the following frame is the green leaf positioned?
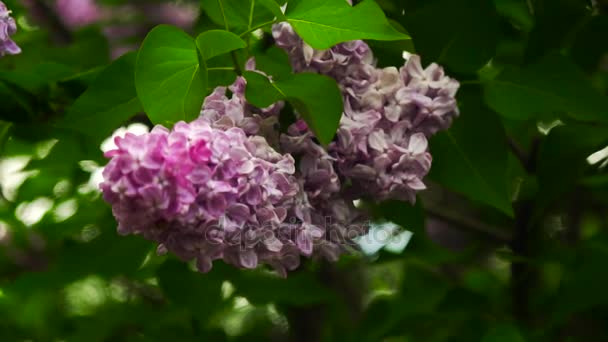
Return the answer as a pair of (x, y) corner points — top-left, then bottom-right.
(285, 0), (408, 50)
(536, 124), (608, 209)
(157, 260), (224, 320)
(484, 54), (608, 122)
(430, 85), (513, 216)
(195, 29), (247, 60)
(195, 29), (248, 93)
(570, 15), (608, 72)
(257, 0), (285, 18)
(243, 71), (284, 107)
(0, 80), (38, 122)
(0, 121), (12, 155)
(493, 0), (534, 33)
(135, 25), (206, 126)
(398, 0), (499, 73)
(553, 236), (608, 319)
(226, 267), (334, 306)
(276, 74), (343, 145)
(244, 71), (343, 145)
(253, 46), (293, 80)
(524, 0), (588, 63)
(58, 52), (142, 145)
(200, 0), (277, 33)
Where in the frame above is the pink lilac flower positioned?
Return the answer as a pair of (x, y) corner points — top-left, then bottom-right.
(55, 0), (101, 28)
(199, 69), (365, 269)
(101, 118), (312, 275)
(280, 119), (364, 261)
(0, 2), (21, 56)
(273, 23), (460, 203)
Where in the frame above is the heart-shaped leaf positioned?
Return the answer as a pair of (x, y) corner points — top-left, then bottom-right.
(244, 71), (343, 145)
(135, 25), (206, 126)
(285, 0), (408, 50)
(58, 52), (142, 145)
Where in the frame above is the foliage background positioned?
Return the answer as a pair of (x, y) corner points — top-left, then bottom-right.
(0, 0), (608, 341)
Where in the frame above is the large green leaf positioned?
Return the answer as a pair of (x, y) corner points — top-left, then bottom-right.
(253, 46), (293, 80)
(244, 71), (343, 145)
(200, 0), (277, 33)
(195, 30), (247, 60)
(397, 0), (499, 73)
(285, 0), (408, 50)
(195, 29), (247, 91)
(243, 70), (284, 107)
(484, 54), (608, 122)
(58, 53), (142, 145)
(135, 25), (206, 126)
(429, 85), (513, 216)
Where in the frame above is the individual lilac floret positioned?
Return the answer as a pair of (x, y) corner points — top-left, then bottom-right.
(100, 118), (318, 275)
(0, 2), (21, 56)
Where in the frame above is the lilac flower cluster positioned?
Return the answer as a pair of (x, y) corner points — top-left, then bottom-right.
(0, 1), (20, 57)
(100, 118), (312, 275)
(200, 68), (362, 269)
(101, 21), (460, 275)
(273, 23), (460, 203)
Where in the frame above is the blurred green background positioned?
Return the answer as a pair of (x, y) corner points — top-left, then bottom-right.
(1, 0), (608, 341)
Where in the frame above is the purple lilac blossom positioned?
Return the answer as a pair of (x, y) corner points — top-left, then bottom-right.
(280, 119), (365, 261)
(0, 1), (21, 56)
(55, 0), (101, 28)
(200, 66), (363, 266)
(100, 118), (312, 275)
(272, 22), (460, 203)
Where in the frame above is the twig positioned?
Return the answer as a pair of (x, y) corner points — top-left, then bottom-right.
(507, 135), (541, 173)
(424, 202), (513, 243)
(231, 51), (242, 75)
(239, 20), (277, 38)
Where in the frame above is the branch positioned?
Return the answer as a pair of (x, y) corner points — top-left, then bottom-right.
(424, 202), (513, 244)
(510, 201), (535, 325)
(507, 136), (539, 173)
